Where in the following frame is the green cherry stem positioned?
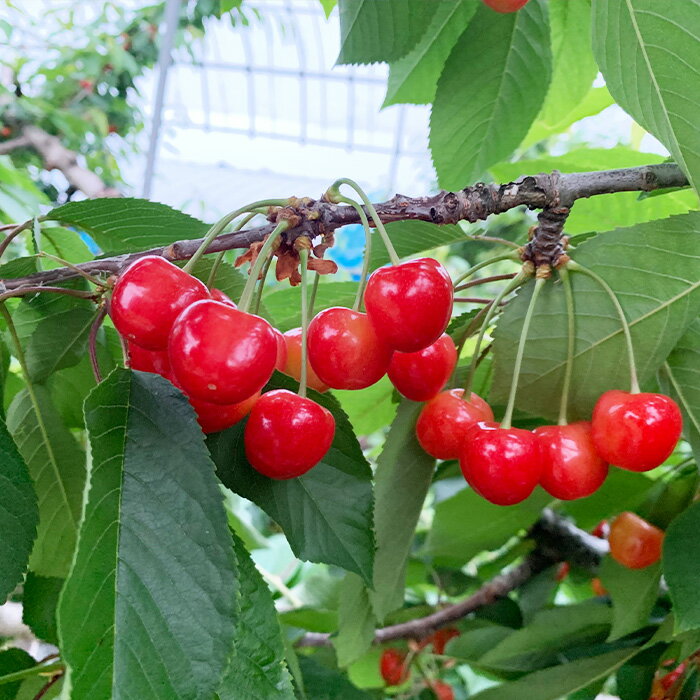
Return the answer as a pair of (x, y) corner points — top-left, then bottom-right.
(452, 252), (521, 287)
(567, 259), (640, 394)
(558, 266), (575, 426)
(299, 247), (310, 399)
(183, 199), (288, 274)
(206, 211), (258, 288)
(252, 253), (274, 316)
(501, 276), (546, 430)
(308, 271), (320, 318)
(328, 178), (400, 265)
(463, 272), (529, 398)
(238, 221), (289, 313)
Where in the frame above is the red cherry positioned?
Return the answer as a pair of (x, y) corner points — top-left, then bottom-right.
(168, 299), (277, 404)
(432, 681), (454, 700)
(209, 288), (237, 307)
(0, 126), (11, 138)
(388, 334), (457, 402)
(110, 256), (209, 350)
(307, 307), (393, 390)
(591, 520), (610, 539)
(459, 422), (542, 506)
(556, 562), (570, 582)
(431, 627), (460, 655)
(534, 421), (608, 500)
(189, 391), (259, 434)
(244, 389), (335, 479)
(379, 648), (410, 686)
(591, 577), (608, 596)
(416, 389), (494, 460)
(273, 328), (287, 372)
(483, 0), (529, 12)
(591, 391), (682, 471)
(79, 79), (94, 91)
(282, 328), (329, 393)
(608, 511), (664, 569)
(364, 258), (453, 352)
(127, 341), (170, 376)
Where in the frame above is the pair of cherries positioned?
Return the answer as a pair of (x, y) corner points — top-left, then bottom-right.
(109, 255), (335, 480)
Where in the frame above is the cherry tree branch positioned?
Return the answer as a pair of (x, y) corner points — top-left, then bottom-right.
(0, 162), (688, 291)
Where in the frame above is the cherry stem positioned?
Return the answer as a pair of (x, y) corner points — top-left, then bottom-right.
(308, 271), (320, 318)
(37, 252), (106, 287)
(0, 218), (39, 259)
(299, 248), (310, 399)
(328, 178), (400, 265)
(454, 297), (498, 305)
(0, 286), (99, 304)
(558, 266), (575, 426)
(454, 273), (517, 292)
(88, 304), (108, 383)
(183, 199), (288, 274)
(238, 221), (289, 313)
(253, 253), (274, 316)
(206, 211), (258, 288)
(0, 661), (63, 688)
(463, 272), (529, 398)
(567, 260), (640, 394)
(452, 252), (520, 287)
(501, 277), (546, 430)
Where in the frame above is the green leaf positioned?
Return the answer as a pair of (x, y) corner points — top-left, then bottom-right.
(7, 387), (85, 578)
(319, 0), (337, 18)
(591, 0), (700, 194)
(217, 531), (295, 700)
(448, 619), (515, 663)
(332, 574), (376, 667)
(0, 649), (35, 700)
(22, 572), (62, 645)
(430, 0), (552, 189)
(469, 648), (639, 700)
(423, 487), (549, 567)
(45, 198), (209, 254)
(370, 400), (435, 620)
(0, 257), (38, 279)
(0, 417), (37, 603)
(333, 376), (397, 436)
(663, 502), (700, 633)
(383, 0), (477, 106)
(659, 319), (700, 463)
(41, 226), (93, 264)
(208, 372), (375, 584)
(600, 559), (661, 642)
(491, 149), (699, 234)
(491, 213), (700, 421)
(616, 646), (665, 700)
(337, 0), (432, 65)
(59, 369), (237, 700)
(298, 656), (372, 699)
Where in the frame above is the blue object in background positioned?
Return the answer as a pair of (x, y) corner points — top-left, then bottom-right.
(78, 230), (101, 255)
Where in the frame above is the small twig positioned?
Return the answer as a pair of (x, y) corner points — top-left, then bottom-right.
(88, 305), (108, 383)
(0, 219), (33, 258)
(453, 297), (500, 305)
(32, 671), (63, 700)
(0, 286), (99, 304)
(454, 273), (517, 292)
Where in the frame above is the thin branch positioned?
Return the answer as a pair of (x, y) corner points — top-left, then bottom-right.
(0, 134), (30, 155)
(454, 297), (498, 305)
(455, 273), (517, 291)
(0, 163), (689, 291)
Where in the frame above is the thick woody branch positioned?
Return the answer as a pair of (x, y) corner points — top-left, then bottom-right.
(0, 163), (689, 291)
(297, 509), (608, 648)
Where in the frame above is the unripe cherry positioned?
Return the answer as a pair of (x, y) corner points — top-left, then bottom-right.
(282, 328), (329, 393)
(608, 511), (664, 569)
(273, 328), (287, 371)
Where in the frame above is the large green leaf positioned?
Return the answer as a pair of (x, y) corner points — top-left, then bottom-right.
(423, 487), (549, 567)
(7, 387), (85, 578)
(370, 400), (435, 620)
(337, 0), (432, 65)
(430, 0), (552, 189)
(591, 0), (700, 193)
(208, 372), (375, 584)
(383, 0), (477, 106)
(0, 649), (35, 700)
(659, 319), (700, 463)
(491, 149), (698, 234)
(45, 198), (209, 254)
(59, 369), (237, 700)
(470, 648), (639, 700)
(491, 214), (700, 421)
(663, 502), (700, 633)
(217, 532), (294, 700)
(333, 376), (397, 437)
(0, 418), (37, 602)
(332, 574), (376, 667)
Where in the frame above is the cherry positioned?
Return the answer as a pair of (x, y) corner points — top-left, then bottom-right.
(282, 328), (329, 393)
(432, 681), (454, 700)
(591, 390), (682, 471)
(272, 328), (287, 372)
(483, 0), (529, 12)
(168, 299), (277, 404)
(416, 389), (494, 460)
(388, 334), (457, 402)
(127, 341), (170, 377)
(379, 648), (410, 686)
(591, 578), (608, 597)
(209, 288), (236, 307)
(189, 391), (260, 434)
(459, 422), (542, 505)
(364, 258), (453, 352)
(307, 307), (393, 390)
(534, 421), (608, 500)
(556, 562), (570, 582)
(591, 520), (610, 539)
(431, 627), (460, 655)
(110, 255), (209, 350)
(608, 511), (664, 569)
(244, 389), (335, 479)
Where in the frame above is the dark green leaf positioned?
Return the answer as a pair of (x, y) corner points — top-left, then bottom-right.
(0, 649), (35, 700)
(59, 369), (237, 699)
(298, 656), (371, 699)
(45, 198), (209, 254)
(22, 572), (62, 645)
(208, 372), (375, 584)
(430, 0), (551, 189)
(663, 502), (700, 633)
(332, 574), (376, 667)
(491, 214), (700, 421)
(7, 387), (85, 578)
(592, 0), (700, 193)
(616, 645), (665, 700)
(448, 619), (515, 663)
